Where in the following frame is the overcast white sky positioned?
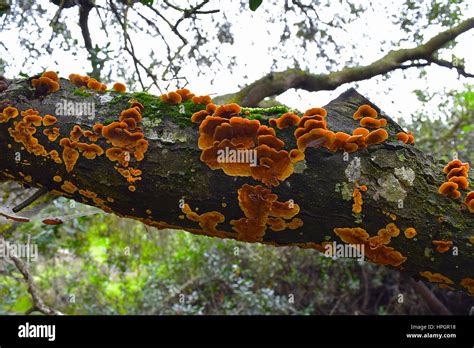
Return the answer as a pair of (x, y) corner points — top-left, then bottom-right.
(1, 0), (473, 123)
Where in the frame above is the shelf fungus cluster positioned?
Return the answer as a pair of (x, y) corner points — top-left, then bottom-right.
(419, 271), (455, 290)
(396, 131), (415, 144)
(160, 88), (197, 105)
(187, 98), (422, 262)
(186, 92), (306, 241)
(2, 73), (472, 293)
(230, 184), (302, 242)
(352, 184), (367, 214)
(69, 73), (107, 92)
(31, 71), (60, 96)
(194, 102), (300, 187)
(333, 225), (407, 267)
(0, 72), (151, 211)
(295, 105), (389, 154)
(2, 107), (62, 164)
(438, 159), (472, 213)
(99, 100), (148, 191)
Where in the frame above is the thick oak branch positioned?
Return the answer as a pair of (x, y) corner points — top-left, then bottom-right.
(0, 79), (472, 293)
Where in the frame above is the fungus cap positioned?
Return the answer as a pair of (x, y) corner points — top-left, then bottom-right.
(353, 104), (377, 120)
(31, 76), (60, 94)
(360, 117), (384, 129)
(42, 115), (57, 126)
(432, 240), (453, 253)
(272, 112), (300, 129)
(0, 106), (19, 122)
(41, 71), (59, 82)
(365, 128), (388, 145)
(448, 176), (469, 190)
(113, 82), (126, 93)
(214, 103), (241, 119)
(438, 181), (461, 199)
(397, 132), (409, 144)
(304, 107), (327, 117)
(404, 227), (417, 239)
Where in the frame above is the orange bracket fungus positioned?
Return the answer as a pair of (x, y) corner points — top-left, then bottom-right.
(160, 91), (182, 104)
(77, 143), (104, 159)
(397, 131), (415, 144)
(230, 184), (301, 242)
(353, 104), (377, 120)
(53, 175), (62, 183)
(43, 127), (60, 142)
(69, 73), (90, 87)
(1, 78), (473, 294)
(0, 106), (19, 123)
(213, 103), (241, 119)
(198, 111), (294, 186)
(352, 187), (363, 214)
(42, 115), (57, 126)
(102, 122), (144, 148)
(449, 176), (469, 190)
(31, 71), (60, 96)
(192, 95), (212, 105)
(269, 112), (300, 129)
(112, 82), (126, 93)
(359, 117), (387, 129)
(438, 159), (470, 203)
(86, 78), (107, 92)
(334, 226), (407, 267)
(420, 271), (454, 285)
(465, 192), (474, 213)
(460, 278), (474, 295)
(364, 128), (388, 145)
(70, 125), (84, 142)
(61, 180), (78, 194)
(59, 138), (80, 172)
(181, 203), (225, 237)
(404, 227), (417, 239)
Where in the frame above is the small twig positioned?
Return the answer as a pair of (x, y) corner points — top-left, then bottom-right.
(13, 187), (48, 213)
(360, 265), (369, 310)
(50, 0), (65, 27)
(427, 56), (474, 78)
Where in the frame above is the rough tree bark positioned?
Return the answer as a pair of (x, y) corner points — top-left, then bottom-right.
(0, 77), (472, 294)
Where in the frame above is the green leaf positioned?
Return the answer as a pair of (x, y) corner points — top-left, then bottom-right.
(249, 0), (263, 11)
(140, 0), (154, 5)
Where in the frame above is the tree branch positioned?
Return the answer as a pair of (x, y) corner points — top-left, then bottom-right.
(427, 57), (474, 78)
(13, 187), (48, 213)
(224, 17), (474, 106)
(407, 276), (452, 315)
(0, 235), (64, 315)
(0, 79), (472, 294)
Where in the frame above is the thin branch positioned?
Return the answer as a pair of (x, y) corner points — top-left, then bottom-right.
(50, 0), (65, 27)
(427, 57), (474, 78)
(407, 277), (452, 315)
(110, 1), (160, 91)
(0, 236), (64, 315)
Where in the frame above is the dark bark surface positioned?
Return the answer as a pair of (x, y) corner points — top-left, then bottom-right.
(0, 78), (472, 293)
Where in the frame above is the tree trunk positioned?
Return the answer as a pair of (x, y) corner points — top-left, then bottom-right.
(0, 77), (472, 293)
